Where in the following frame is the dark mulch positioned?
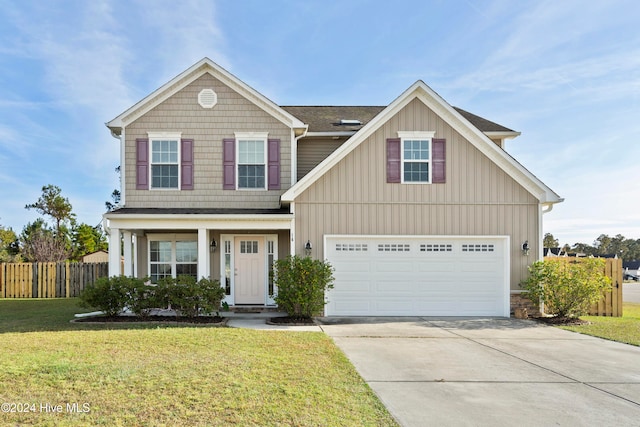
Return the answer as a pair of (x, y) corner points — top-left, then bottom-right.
(74, 315), (225, 324)
(267, 316), (316, 326)
(533, 316), (590, 326)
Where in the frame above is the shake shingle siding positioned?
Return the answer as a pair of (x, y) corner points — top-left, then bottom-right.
(124, 74), (291, 209)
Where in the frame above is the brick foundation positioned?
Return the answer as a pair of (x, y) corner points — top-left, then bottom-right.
(510, 293), (540, 317)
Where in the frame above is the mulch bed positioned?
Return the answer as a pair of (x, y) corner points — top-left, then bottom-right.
(267, 317), (317, 326)
(73, 315), (226, 324)
(532, 316), (590, 326)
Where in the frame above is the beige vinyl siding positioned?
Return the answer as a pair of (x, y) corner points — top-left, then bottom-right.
(124, 73), (292, 209)
(297, 137), (347, 180)
(294, 98), (539, 290)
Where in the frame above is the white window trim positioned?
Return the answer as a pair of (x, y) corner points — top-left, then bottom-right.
(234, 131), (268, 190)
(148, 131), (182, 190)
(398, 131), (435, 184)
(147, 233), (197, 282)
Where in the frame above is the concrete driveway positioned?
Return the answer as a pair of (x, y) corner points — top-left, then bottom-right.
(319, 317), (640, 426)
(624, 282), (640, 303)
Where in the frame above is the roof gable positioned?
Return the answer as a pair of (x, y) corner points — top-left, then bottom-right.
(106, 57), (306, 136)
(282, 80), (562, 205)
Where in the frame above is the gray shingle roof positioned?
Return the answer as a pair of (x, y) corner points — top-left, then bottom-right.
(280, 105), (516, 134)
(281, 106), (385, 133)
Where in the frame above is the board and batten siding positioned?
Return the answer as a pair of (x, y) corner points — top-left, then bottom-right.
(294, 98), (539, 290)
(124, 73), (292, 209)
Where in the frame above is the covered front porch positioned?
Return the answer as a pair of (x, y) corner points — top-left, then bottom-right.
(103, 208), (293, 307)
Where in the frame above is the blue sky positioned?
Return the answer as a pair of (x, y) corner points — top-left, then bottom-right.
(0, 0), (638, 247)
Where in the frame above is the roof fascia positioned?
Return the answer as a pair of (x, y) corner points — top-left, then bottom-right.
(303, 131), (356, 137)
(484, 131), (522, 140)
(282, 80), (561, 204)
(106, 57), (306, 136)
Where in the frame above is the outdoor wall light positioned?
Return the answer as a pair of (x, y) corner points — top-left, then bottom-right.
(304, 240), (312, 256)
(522, 240), (530, 256)
(210, 238), (217, 253)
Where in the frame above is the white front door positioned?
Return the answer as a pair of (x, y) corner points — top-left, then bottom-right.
(234, 236), (265, 304)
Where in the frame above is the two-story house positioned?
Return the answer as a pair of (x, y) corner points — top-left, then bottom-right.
(104, 58), (562, 317)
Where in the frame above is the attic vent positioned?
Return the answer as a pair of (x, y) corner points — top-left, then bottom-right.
(340, 119), (361, 126)
(198, 89), (217, 108)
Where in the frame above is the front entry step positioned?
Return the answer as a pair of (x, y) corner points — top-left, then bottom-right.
(230, 305), (280, 314)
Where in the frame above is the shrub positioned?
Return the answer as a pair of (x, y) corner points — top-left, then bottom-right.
(273, 255), (334, 319)
(125, 279), (157, 318)
(156, 275), (225, 318)
(522, 258), (612, 318)
(79, 276), (133, 316)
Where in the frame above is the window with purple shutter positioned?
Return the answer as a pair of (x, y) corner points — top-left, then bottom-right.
(267, 139), (280, 190)
(136, 138), (149, 190)
(432, 139), (446, 183)
(386, 138), (401, 183)
(222, 138), (235, 190)
(181, 139), (194, 190)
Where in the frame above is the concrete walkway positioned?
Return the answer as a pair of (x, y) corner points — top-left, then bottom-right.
(225, 312), (324, 332)
(319, 317), (640, 427)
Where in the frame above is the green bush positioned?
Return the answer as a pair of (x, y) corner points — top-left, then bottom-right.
(79, 276), (134, 316)
(522, 258), (612, 318)
(156, 275), (225, 318)
(125, 279), (157, 318)
(273, 255), (334, 319)
(80, 275), (225, 319)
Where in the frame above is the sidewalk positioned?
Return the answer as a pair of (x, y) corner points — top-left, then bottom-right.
(225, 312), (324, 332)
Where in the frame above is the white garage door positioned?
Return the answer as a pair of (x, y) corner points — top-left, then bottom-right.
(324, 235), (509, 317)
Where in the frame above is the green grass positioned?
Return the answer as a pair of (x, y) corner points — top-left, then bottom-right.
(0, 299), (397, 426)
(559, 303), (640, 346)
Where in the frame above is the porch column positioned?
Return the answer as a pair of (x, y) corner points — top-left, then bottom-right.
(132, 233), (138, 277)
(122, 231), (133, 277)
(108, 227), (121, 276)
(197, 228), (210, 280)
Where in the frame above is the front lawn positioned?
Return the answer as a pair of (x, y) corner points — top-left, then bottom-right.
(559, 303), (640, 346)
(0, 299), (397, 426)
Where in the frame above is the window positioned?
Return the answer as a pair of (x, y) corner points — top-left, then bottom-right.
(150, 241), (172, 282)
(237, 139), (266, 189)
(398, 131), (435, 183)
(403, 139), (430, 182)
(386, 131), (443, 184)
(149, 238), (197, 283)
(223, 134), (280, 191)
(149, 132), (181, 189)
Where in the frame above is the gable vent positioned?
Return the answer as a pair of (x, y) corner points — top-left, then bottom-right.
(198, 89), (217, 108)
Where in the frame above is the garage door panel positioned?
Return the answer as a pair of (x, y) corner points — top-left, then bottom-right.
(416, 261), (457, 273)
(326, 236), (509, 317)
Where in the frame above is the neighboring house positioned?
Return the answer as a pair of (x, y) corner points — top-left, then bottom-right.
(81, 250), (109, 263)
(624, 261), (640, 278)
(104, 57), (563, 317)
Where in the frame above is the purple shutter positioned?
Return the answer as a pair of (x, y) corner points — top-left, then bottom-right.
(222, 138), (235, 190)
(432, 138), (446, 184)
(136, 138), (149, 190)
(181, 139), (194, 190)
(386, 138), (401, 183)
(267, 138), (280, 190)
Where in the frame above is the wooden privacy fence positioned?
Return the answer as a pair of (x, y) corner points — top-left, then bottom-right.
(544, 257), (623, 317)
(0, 262), (109, 298)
